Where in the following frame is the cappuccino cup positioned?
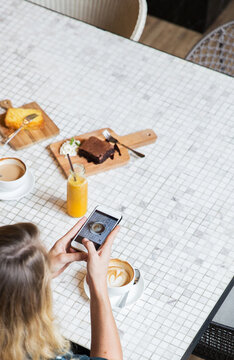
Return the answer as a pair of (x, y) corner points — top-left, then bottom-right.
(0, 157), (27, 192)
(107, 259), (135, 297)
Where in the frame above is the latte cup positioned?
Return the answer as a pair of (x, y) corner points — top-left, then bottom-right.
(107, 258), (135, 297)
(0, 157), (27, 192)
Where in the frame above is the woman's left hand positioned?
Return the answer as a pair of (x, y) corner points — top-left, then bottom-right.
(49, 217), (87, 278)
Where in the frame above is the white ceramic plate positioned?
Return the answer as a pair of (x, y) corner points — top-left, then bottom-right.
(0, 170), (35, 201)
(84, 271), (145, 309)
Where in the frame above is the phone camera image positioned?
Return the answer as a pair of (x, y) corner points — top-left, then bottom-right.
(75, 209), (119, 247)
(90, 222), (106, 234)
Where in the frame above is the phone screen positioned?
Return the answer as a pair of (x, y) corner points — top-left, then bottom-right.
(73, 210), (120, 249)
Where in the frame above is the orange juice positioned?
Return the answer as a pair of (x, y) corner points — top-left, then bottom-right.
(67, 165), (88, 217)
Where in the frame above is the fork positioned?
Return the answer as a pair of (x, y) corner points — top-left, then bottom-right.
(102, 130), (145, 158)
(2, 113), (38, 146)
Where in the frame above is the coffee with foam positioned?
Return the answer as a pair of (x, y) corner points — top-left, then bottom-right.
(107, 259), (134, 288)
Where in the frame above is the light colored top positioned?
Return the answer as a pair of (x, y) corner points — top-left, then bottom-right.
(0, 1), (234, 360)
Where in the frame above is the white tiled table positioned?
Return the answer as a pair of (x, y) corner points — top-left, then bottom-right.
(0, 1), (234, 359)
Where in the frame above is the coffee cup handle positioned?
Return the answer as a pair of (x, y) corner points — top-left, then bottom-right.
(0, 99), (13, 110)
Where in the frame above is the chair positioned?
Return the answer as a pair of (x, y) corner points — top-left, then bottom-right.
(186, 21), (234, 77)
(193, 282), (234, 360)
(27, 0), (147, 41)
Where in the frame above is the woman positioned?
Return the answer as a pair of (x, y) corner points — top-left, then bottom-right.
(0, 218), (122, 360)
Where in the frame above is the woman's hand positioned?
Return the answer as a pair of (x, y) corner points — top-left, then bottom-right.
(82, 226), (120, 294)
(49, 217), (87, 278)
(84, 226), (123, 360)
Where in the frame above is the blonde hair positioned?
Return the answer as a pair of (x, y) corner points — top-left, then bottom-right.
(0, 223), (69, 360)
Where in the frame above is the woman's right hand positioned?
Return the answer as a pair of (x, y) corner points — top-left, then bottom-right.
(82, 226), (120, 294)
(84, 226), (123, 359)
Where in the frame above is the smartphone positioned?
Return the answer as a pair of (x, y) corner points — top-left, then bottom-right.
(71, 205), (122, 252)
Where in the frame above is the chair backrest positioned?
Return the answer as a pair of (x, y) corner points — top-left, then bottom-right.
(186, 21), (234, 77)
(27, 0), (147, 41)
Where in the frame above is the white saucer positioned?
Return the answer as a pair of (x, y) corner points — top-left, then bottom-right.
(84, 272), (145, 310)
(0, 171), (35, 201)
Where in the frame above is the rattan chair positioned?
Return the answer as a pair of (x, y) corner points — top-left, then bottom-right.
(186, 21), (234, 77)
(27, 0), (147, 41)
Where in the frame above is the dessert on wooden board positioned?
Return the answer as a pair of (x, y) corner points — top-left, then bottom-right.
(60, 136), (115, 164)
(5, 107), (44, 130)
(0, 99), (60, 150)
(78, 136), (115, 164)
(50, 128), (157, 177)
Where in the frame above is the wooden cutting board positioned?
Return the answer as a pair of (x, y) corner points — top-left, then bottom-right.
(0, 99), (59, 150)
(49, 128), (157, 177)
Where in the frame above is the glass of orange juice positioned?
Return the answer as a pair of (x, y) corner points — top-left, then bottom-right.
(67, 164), (88, 217)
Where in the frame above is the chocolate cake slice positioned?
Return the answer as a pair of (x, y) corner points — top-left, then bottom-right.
(79, 136), (115, 164)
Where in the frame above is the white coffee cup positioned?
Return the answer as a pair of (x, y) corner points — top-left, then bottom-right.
(0, 157), (27, 191)
(107, 258), (135, 297)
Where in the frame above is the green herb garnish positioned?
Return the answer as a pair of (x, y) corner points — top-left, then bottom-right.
(70, 137), (80, 147)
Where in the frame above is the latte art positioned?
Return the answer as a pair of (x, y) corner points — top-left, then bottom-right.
(107, 259), (134, 288)
(107, 267), (131, 287)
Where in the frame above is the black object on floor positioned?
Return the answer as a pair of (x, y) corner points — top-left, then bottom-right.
(147, 0), (231, 33)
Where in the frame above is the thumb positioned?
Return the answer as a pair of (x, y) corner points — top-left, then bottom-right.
(101, 225), (120, 254)
(82, 238), (96, 256)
